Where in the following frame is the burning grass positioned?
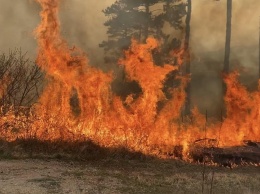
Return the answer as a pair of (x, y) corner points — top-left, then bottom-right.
(0, 0), (259, 165)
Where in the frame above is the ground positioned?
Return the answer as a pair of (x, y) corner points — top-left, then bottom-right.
(0, 158), (259, 194)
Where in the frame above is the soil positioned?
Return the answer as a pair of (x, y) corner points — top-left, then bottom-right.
(0, 158), (259, 194)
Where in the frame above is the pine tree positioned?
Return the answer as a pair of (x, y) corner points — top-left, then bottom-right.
(100, 0), (186, 97)
(100, 0), (186, 65)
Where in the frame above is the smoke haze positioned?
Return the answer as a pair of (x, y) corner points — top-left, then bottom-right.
(0, 0), (259, 115)
(0, 0), (259, 60)
(190, 0), (260, 116)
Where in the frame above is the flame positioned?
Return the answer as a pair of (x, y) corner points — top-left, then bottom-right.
(0, 0), (259, 159)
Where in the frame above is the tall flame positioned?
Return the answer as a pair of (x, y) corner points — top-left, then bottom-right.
(0, 0), (259, 159)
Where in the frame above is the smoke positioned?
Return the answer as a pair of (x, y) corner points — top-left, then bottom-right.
(192, 0), (259, 50)
(0, 0), (116, 63)
(59, 0), (116, 67)
(0, 0), (259, 116)
(0, 0), (40, 57)
(1, 0), (259, 63)
(190, 0), (259, 83)
(189, 0), (260, 116)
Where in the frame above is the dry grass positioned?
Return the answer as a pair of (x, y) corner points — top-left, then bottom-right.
(0, 158), (259, 194)
(0, 139), (259, 193)
(0, 138), (153, 161)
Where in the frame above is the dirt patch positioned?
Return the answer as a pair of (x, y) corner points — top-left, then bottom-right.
(0, 159), (259, 194)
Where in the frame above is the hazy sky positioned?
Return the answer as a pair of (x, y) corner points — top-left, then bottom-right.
(0, 0), (259, 65)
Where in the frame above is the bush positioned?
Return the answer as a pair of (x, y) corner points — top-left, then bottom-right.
(0, 49), (44, 110)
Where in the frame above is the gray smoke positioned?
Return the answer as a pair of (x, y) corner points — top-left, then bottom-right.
(0, 0), (40, 57)
(0, 0), (259, 116)
(0, 0), (115, 63)
(1, 0), (259, 64)
(189, 0), (260, 116)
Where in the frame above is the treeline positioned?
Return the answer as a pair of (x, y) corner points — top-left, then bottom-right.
(100, 0), (235, 114)
(0, 0), (236, 116)
(100, 0), (192, 113)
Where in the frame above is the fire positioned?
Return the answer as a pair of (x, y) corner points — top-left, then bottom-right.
(0, 0), (259, 159)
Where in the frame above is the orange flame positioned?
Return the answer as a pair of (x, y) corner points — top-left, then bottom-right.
(0, 0), (259, 159)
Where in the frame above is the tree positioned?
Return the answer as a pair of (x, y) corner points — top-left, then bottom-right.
(100, 0), (161, 64)
(0, 50), (43, 112)
(223, 0), (232, 74)
(163, 0), (186, 30)
(184, 0), (191, 115)
(258, 16), (260, 79)
(100, 0), (186, 65)
(99, 0), (160, 97)
(222, 0), (232, 115)
(160, 0), (187, 63)
(100, 0), (186, 98)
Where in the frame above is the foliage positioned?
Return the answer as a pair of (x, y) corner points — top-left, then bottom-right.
(100, 0), (186, 65)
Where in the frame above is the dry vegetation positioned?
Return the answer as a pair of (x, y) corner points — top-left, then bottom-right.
(0, 50), (43, 108)
(0, 0), (260, 193)
(0, 135), (259, 193)
(0, 23), (259, 194)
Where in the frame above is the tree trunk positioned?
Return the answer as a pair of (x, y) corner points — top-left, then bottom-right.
(259, 17), (260, 79)
(222, 0), (232, 116)
(165, 0), (170, 10)
(143, 0), (150, 42)
(223, 0), (232, 73)
(185, 0), (191, 115)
